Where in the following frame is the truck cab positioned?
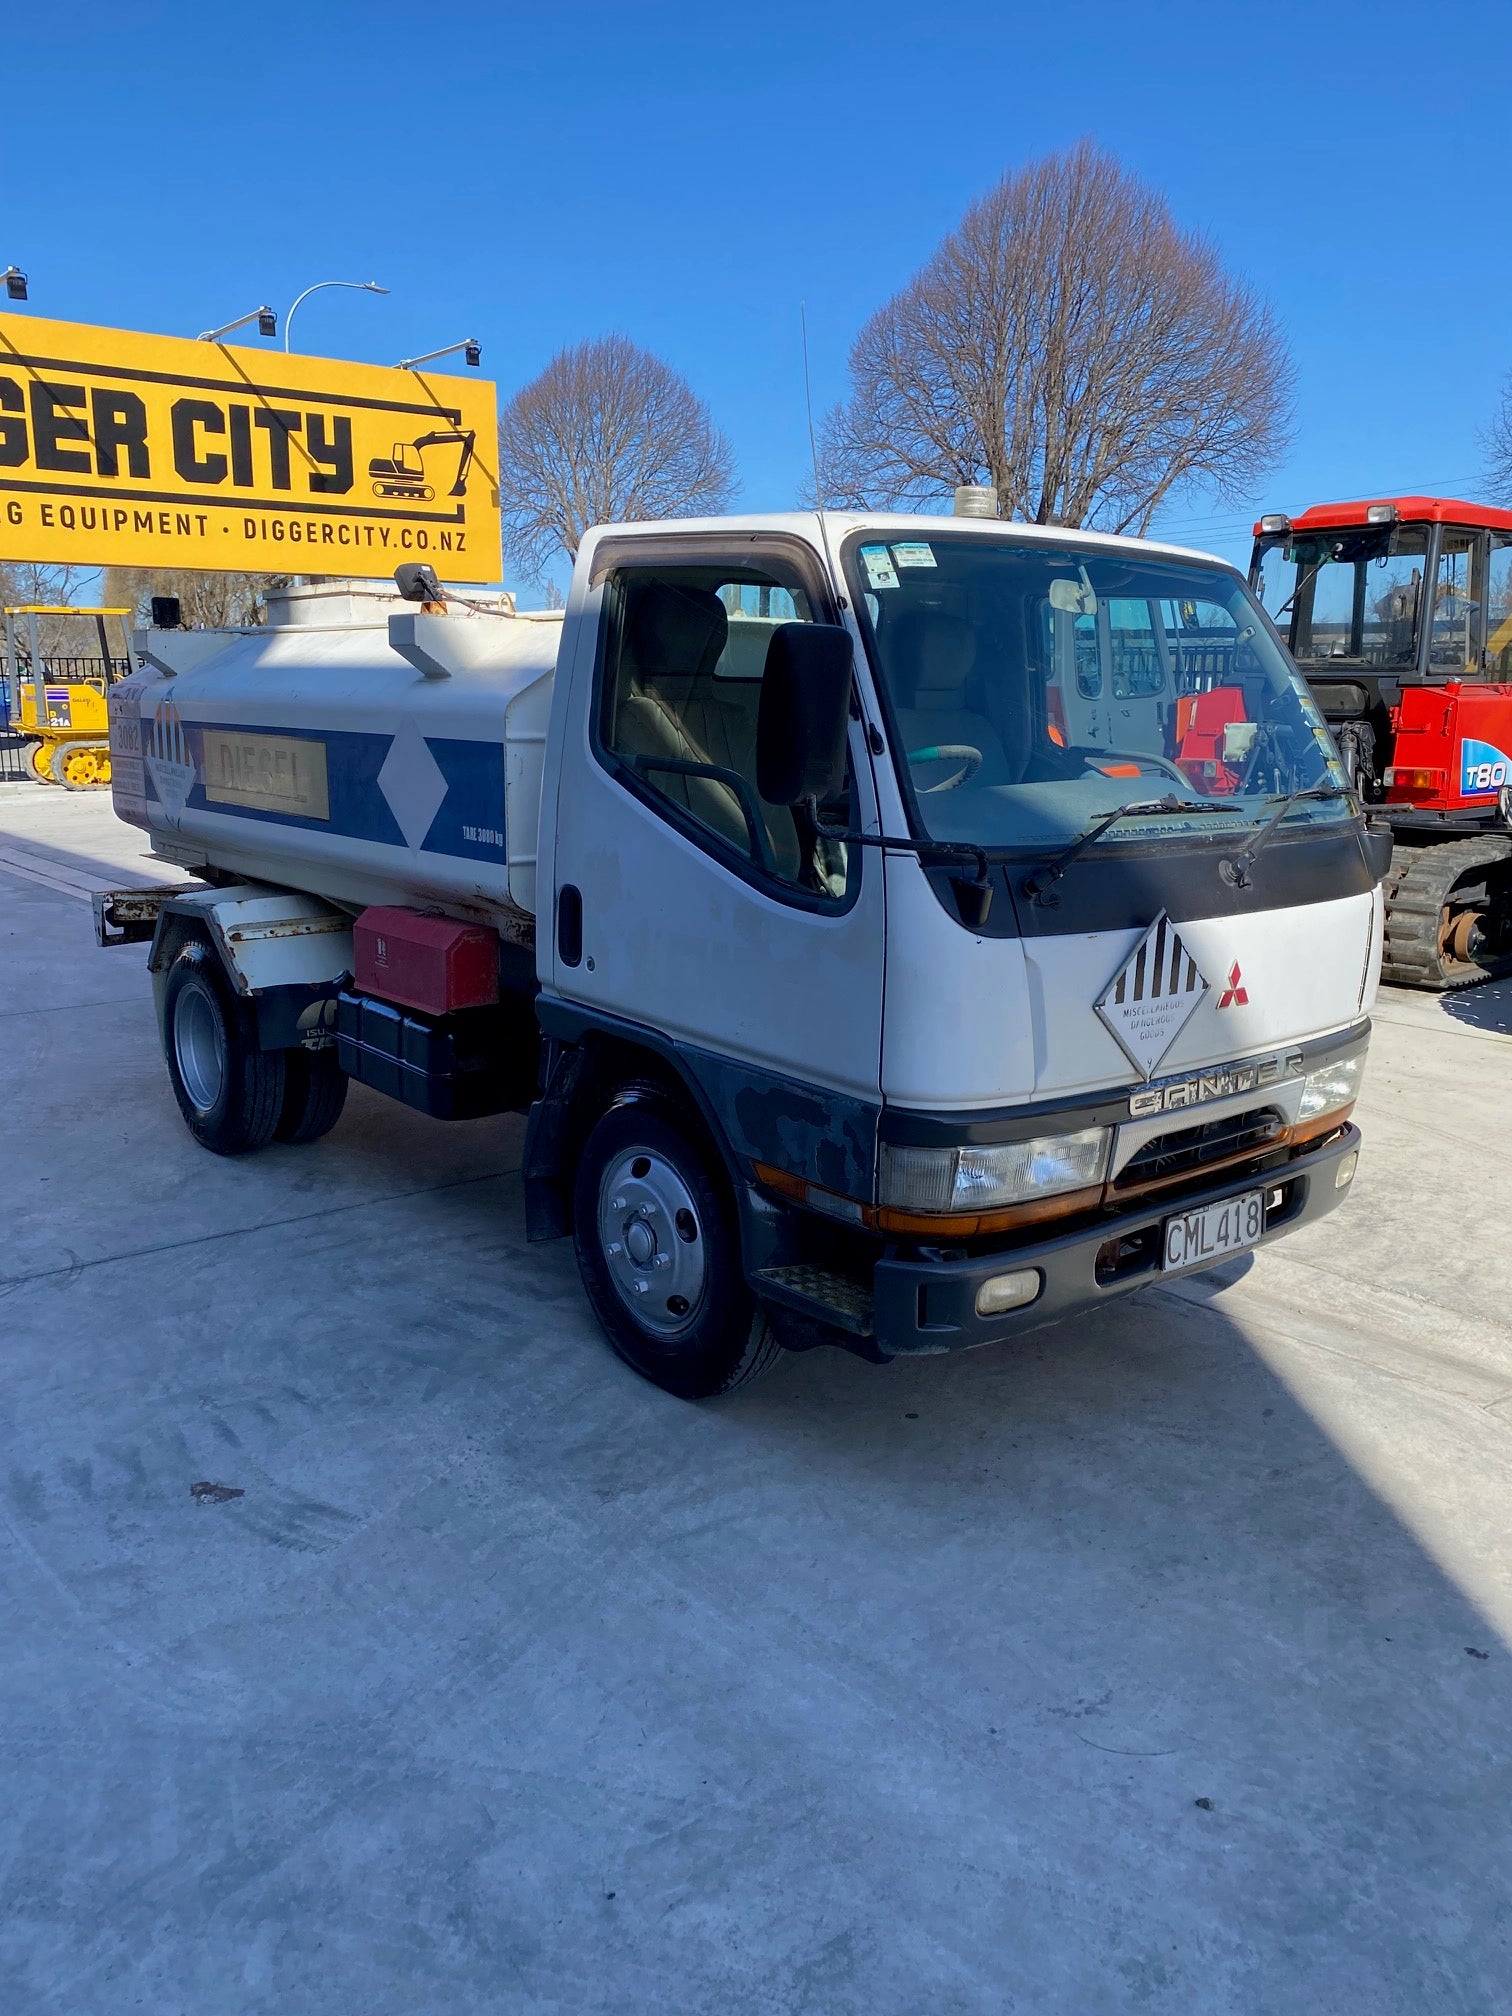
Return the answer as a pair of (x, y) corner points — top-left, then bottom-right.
(104, 514), (1382, 1398)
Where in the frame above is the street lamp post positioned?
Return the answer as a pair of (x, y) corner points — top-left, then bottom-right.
(284, 279), (388, 352)
(198, 305), (277, 342)
(397, 338), (481, 370)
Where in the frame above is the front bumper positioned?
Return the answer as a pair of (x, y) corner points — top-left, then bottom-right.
(870, 1123), (1361, 1357)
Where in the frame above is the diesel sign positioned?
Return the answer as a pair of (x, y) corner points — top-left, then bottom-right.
(0, 311), (498, 581)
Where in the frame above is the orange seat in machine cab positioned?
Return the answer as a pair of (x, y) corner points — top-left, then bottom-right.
(1175, 685), (1250, 794)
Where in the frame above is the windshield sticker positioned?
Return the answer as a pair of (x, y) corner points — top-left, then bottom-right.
(860, 544), (900, 591)
(891, 542), (936, 569)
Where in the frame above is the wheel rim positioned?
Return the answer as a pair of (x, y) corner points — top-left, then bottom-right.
(597, 1145), (708, 1337)
(174, 978), (227, 1113)
(1442, 907), (1485, 968)
(59, 744), (107, 787)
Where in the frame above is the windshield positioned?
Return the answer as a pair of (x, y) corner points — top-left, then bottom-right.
(846, 532), (1349, 851)
(1252, 526), (1431, 666)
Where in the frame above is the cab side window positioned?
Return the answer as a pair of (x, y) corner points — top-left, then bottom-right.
(1106, 598), (1165, 698)
(598, 562), (851, 901)
(1485, 536), (1512, 674)
(1428, 532), (1482, 672)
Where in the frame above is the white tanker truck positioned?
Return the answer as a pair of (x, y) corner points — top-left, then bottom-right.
(98, 512), (1386, 1398)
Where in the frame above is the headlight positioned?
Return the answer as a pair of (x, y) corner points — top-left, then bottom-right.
(879, 1126), (1112, 1215)
(1297, 1047), (1367, 1121)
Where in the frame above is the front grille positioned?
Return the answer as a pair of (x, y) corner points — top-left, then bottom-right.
(1115, 1106), (1285, 1189)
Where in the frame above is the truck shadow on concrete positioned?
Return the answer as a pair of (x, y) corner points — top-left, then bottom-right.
(1440, 973), (1512, 1034)
(7, 1145), (1512, 2014)
(395, 1164), (1512, 2006)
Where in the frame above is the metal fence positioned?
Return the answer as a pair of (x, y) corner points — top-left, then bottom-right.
(0, 728), (31, 782)
(4, 656), (131, 703)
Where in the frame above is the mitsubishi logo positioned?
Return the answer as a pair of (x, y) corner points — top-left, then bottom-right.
(1218, 962), (1249, 1009)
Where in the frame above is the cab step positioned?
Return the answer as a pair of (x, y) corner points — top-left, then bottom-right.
(753, 1263), (875, 1337)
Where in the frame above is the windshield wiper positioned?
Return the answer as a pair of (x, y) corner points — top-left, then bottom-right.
(1274, 557), (1327, 622)
(810, 805), (1004, 924)
(1219, 786), (1351, 888)
(1023, 796), (1236, 905)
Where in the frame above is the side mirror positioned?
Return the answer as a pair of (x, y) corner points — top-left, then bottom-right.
(756, 623), (853, 807)
(1363, 817), (1394, 885)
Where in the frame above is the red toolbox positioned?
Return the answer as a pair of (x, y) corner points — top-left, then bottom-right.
(353, 907), (499, 1014)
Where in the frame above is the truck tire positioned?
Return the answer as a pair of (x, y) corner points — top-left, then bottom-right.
(162, 941), (286, 1155)
(275, 1048), (348, 1144)
(572, 1089), (784, 1400)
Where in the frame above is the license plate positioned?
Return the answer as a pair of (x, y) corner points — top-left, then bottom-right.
(1162, 1190), (1265, 1271)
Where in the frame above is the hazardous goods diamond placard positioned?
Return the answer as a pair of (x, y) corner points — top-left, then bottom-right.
(1094, 912), (1211, 1079)
(0, 313), (499, 581)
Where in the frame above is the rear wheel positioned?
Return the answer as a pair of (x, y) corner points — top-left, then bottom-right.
(572, 1090), (783, 1399)
(162, 941), (286, 1154)
(275, 1048), (348, 1143)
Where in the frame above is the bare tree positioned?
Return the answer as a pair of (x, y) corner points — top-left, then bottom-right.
(0, 561), (105, 655)
(1483, 375), (1512, 502)
(101, 567), (287, 629)
(821, 143), (1292, 534)
(498, 335), (736, 580)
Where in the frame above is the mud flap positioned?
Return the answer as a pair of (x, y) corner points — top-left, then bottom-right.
(522, 1043), (589, 1241)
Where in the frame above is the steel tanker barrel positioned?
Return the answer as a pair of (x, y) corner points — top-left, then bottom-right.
(108, 580), (562, 934)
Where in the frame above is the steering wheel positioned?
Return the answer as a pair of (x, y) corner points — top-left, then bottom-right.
(908, 743), (983, 792)
(1083, 748), (1191, 789)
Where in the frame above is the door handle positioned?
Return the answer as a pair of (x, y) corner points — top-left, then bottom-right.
(557, 883), (583, 967)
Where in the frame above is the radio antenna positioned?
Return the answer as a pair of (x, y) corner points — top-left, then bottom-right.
(800, 302), (840, 593)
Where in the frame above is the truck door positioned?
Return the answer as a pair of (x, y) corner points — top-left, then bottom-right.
(546, 535), (885, 1121)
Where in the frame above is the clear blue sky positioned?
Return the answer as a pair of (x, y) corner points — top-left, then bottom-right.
(6, 0), (1509, 592)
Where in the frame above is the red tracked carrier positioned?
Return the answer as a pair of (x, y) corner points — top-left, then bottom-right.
(1250, 497), (1512, 987)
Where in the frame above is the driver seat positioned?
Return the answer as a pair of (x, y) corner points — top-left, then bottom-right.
(886, 609), (1015, 788)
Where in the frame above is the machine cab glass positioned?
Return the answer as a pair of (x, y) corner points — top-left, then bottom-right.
(1252, 513), (1500, 681)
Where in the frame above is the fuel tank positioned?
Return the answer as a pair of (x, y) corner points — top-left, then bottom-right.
(108, 580), (560, 934)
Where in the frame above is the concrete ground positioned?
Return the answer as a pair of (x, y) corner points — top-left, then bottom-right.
(3, 777), (1511, 2015)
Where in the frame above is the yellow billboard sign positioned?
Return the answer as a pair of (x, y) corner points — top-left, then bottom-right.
(0, 313), (499, 582)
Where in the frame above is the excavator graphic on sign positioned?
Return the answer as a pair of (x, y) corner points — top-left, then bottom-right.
(368, 428), (476, 503)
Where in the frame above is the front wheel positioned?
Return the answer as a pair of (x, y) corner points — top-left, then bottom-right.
(572, 1091), (783, 1399)
(162, 941), (286, 1154)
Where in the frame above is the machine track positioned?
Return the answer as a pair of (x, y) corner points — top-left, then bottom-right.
(1380, 837), (1512, 989)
